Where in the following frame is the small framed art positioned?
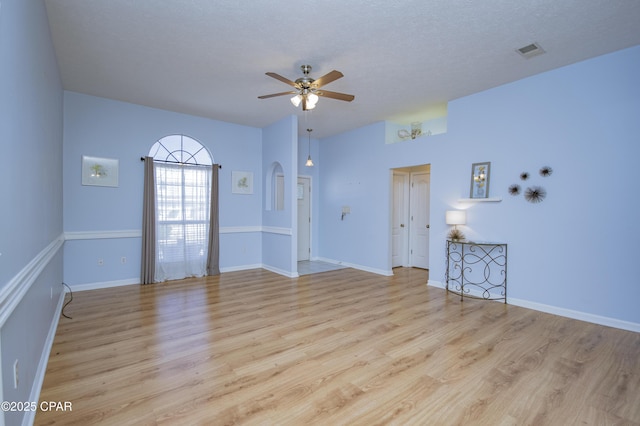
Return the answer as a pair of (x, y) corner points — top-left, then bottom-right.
(232, 171), (253, 194)
(82, 155), (119, 187)
(470, 162), (490, 199)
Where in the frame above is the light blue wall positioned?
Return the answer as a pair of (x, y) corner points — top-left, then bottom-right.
(318, 45), (640, 325)
(63, 92), (263, 285)
(439, 45), (640, 324)
(262, 115), (298, 275)
(4, 4), (636, 424)
(0, 0), (64, 424)
(3, 11), (638, 425)
(0, 0), (63, 288)
(319, 122), (397, 274)
(62, 97), (301, 283)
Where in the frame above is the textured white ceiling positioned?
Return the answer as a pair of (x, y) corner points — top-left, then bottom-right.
(44, 0), (640, 139)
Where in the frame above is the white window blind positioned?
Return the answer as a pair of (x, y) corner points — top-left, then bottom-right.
(155, 163), (212, 281)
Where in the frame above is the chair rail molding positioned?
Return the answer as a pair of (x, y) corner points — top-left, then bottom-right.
(64, 226), (280, 240)
(64, 230), (142, 240)
(0, 234), (64, 327)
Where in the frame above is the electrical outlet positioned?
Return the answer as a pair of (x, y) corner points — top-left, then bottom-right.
(121, 257), (127, 264)
(98, 258), (104, 266)
(13, 359), (19, 389)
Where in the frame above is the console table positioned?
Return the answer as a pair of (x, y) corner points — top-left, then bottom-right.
(445, 240), (507, 303)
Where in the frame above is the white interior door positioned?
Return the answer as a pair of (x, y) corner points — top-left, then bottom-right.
(297, 176), (311, 261)
(409, 172), (430, 269)
(392, 173), (409, 267)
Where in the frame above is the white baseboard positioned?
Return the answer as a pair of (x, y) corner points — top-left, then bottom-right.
(261, 264), (299, 278)
(68, 278), (139, 292)
(67, 264), (297, 290)
(220, 264), (263, 273)
(427, 279), (444, 289)
(315, 257), (393, 276)
(427, 281), (640, 333)
(508, 297), (640, 333)
(23, 290), (66, 426)
(68, 261), (390, 286)
(66, 270), (640, 333)
(222, 263), (298, 278)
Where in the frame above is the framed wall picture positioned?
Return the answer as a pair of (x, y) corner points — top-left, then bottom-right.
(81, 155), (119, 187)
(470, 162), (491, 198)
(232, 171), (253, 194)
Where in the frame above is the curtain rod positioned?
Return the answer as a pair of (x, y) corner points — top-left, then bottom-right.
(140, 157), (221, 168)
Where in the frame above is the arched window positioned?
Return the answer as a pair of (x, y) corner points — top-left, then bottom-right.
(149, 134), (213, 165)
(144, 135), (217, 282)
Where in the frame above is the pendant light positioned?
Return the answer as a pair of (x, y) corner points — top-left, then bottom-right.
(305, 128), (314, 167)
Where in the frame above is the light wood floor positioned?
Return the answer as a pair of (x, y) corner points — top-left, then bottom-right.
(36, 268), (640, 425)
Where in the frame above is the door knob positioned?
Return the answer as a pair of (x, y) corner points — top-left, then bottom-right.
(400, 224), (405, 227)
(426, 224), (430, 228)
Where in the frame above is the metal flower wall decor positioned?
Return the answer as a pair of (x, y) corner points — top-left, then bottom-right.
(539, 166), (553, 177)
(524, 186), (546, 203)
(509, 165), (552, 203)
(508, 184), (521, 196)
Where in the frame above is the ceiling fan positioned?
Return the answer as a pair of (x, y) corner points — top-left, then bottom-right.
(258, 65), (355, 111)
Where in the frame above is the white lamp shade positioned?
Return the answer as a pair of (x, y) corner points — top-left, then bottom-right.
(307, 93), (319, 105)
(445, 210), (466, 225)
(290, 95), (302, 107)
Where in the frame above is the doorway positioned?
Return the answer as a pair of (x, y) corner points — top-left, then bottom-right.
(391, 165), (431, 269)
(297, 176), (311, 261)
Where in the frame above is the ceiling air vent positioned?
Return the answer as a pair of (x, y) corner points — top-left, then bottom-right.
(516, 42), (545, 59)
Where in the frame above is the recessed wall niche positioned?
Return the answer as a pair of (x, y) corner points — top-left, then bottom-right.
(265, 161), (285, 211)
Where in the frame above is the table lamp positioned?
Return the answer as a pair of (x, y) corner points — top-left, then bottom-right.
(446, 210), (466, 241)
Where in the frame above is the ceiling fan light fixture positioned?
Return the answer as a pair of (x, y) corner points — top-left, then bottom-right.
(307, 93), (319, 105)
(290, 94), (302, 107)
(259, 64), (354, 110)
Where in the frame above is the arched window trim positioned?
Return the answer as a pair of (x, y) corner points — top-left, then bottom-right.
(148, 134), (214, 166)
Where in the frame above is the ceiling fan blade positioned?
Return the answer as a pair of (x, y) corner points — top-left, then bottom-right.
(265, 72), (298, 88)
(258, 91), (297, 99)
(312, 70), (344, 88)
(316, 89), (355, 102)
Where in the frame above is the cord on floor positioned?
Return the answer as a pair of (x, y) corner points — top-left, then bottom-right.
(61, 282), (73, 319)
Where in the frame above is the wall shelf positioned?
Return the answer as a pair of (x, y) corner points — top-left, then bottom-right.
(457, 197), (502, 203)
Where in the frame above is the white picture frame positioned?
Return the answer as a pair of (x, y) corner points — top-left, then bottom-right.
(82, 155), (119, 187)
(232, 171), (253, 194)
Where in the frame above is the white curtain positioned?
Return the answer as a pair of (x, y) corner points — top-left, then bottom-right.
(154, 162), (212, 282)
